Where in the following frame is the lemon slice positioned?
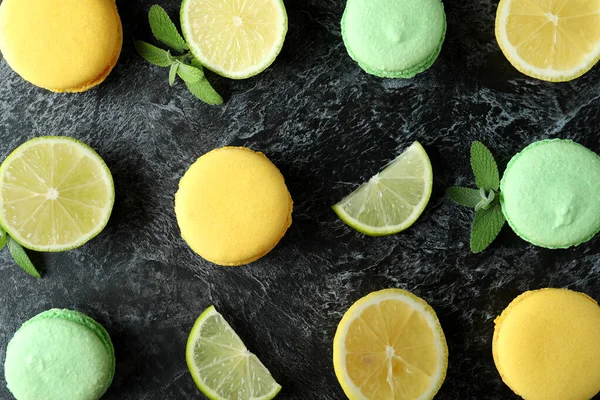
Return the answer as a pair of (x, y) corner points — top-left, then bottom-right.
(180, 0), (288, 79)
(333, 142), (433, 236)
(0, 137), (114, 252)
(333, 289), (448, 400)
(186, 306), (281, 400)
(496, 0), (600, 81)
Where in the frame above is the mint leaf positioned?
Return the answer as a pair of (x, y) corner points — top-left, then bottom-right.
(470, 202), (505, 253)
(148, 5), (188, 53)
(135, 41), (172, 67)
(471, 141), (500, 191)
(447, 187), (481, 208)
(7, 237), (41, 278)
(190, 57), (204, 69)
(475, 188), (495, 211)
(0, 226), (8, 250)
(169, 63), (179, 86)
(178, 63), (204, 83)
(186, 79), (223, 105)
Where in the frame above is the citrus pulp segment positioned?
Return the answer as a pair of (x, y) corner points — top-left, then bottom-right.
(0, 137), (114, 252)
(180, 0), (288, 79)
(333, 142), (433, 236)
(496, 0), (600, 81)
(333, 289), (448, 400)
(186, 306), (281, 400)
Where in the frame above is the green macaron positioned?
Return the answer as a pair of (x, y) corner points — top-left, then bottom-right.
(500, 139), (600, 249)
(341, 0), (446, 78)
(4, 309), (115, 400)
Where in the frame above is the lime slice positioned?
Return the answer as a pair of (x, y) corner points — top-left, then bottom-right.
(180, 0), (288, 79)
(0, 136), (114, 252)
(186, 306), (281, 400)
(333, 142), (433, 236)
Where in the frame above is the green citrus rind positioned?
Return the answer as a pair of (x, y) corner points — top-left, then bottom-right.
(180, 0), (288, 80)
(186, 306), (281, 400)
(0, 136), (114, 252)
(333, 142), (433, 236)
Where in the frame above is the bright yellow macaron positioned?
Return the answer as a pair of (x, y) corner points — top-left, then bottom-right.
(493, 288), (600, 400)
(175, 147), (293, 266)
(0, 0), (123, 92)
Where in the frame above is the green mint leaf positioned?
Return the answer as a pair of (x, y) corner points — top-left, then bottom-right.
(186, 79), (223, 105)
(471, 141), (500, 191)
(475, 188), (496, 211)
(7, 237), (41, 278)
(148, 5), (188, 53)
(177, 63), (204, 83)
(0, 226), (7, 250)
(190, 57), (204, 69)
(169, 63), (179, 86)
(135, 41), (172, 67)
(470, 202), (506, 253)
(447, 187), (481, 208)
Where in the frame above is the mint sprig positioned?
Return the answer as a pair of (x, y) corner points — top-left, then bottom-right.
(148, 5), (188, 53)
(135, 5), (223, 105)
(447, 142), (506, 253)
(0, 226), (41, 278)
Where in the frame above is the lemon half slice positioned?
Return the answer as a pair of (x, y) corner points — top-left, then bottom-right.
(333, 289), (448, 400)
(496, 0), (600, 81)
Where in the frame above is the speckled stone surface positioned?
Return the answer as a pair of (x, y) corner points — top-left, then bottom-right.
(1, 0), (600, 399)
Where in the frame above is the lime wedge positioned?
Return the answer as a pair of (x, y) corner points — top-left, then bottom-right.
(0, 137), (114, 252)
(186, 306), (281, 400)
(333, 142), (433, 236)
(180, 0), (288, 79)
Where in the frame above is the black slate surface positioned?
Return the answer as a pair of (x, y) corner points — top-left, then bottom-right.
(1, 0), (600, 399)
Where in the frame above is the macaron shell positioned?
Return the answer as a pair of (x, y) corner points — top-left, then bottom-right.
(27, 309), (116, 383)
(493, 289), (600, 400)
(175, 147), (293, 266)
(341, 0), (446, 78)
(0, 0), (122, 92)
(500, 139), (600, 248)
(4, 309), (115, 400)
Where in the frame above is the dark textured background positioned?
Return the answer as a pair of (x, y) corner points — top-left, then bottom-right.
(1, 0), (600, 399)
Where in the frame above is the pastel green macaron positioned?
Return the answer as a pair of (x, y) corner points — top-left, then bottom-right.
(500, 139), (600, 249)
(4, 309), (115, 400)
(341, 0), (446, 78)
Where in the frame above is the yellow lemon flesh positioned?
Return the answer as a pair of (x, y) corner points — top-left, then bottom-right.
(180, 0), (288, 79)
(333, 289), (448, 400)
(0, 0), (122, 92)
(496, 0), (600, 81)
(493, 288), (600, 400)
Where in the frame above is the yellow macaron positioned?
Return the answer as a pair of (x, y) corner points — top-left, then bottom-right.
(175, 147), (293, 266)
(0, 0), (123, 92)
(493, 288), (600, 400)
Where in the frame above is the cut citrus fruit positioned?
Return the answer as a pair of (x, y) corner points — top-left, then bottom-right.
(0, 137), (114, 252)
(180, 0), (288, 79)
(186, 306), (281, 400)
(333, 289), (448, 400)
(333, 142), (433, 236)
(496, 0), (600, 81)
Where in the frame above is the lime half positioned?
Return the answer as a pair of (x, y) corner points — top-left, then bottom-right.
(0, 136), (114, 252)
(186, 306), (281, 400)
(333, 142), (433, 236)
(180, 0), (288, 79)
